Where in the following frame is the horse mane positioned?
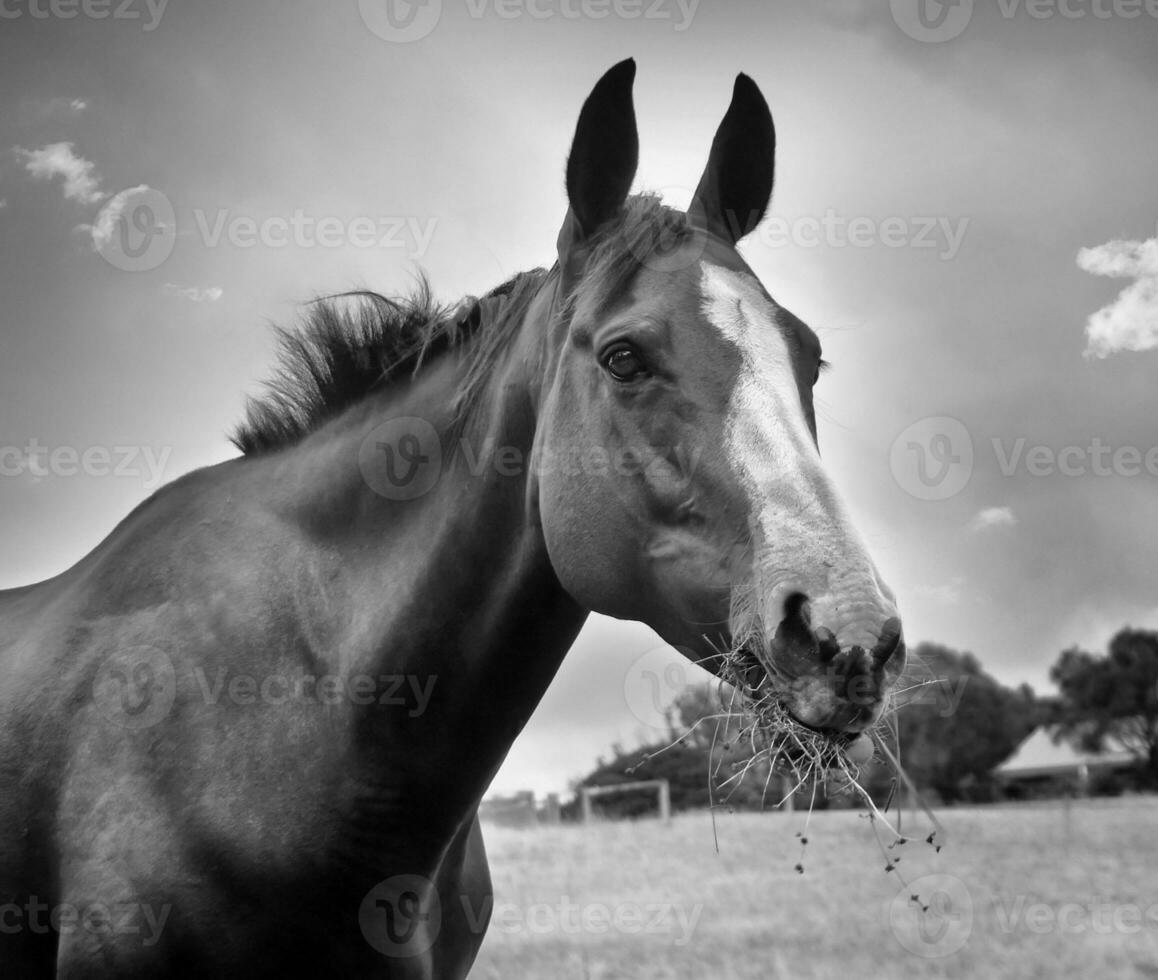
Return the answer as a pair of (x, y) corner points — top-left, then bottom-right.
(230, 272), (547, 454)
(232, 194), (690, 456)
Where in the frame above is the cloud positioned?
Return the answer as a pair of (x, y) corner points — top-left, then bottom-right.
(15, 142), (104, 206)
(969, 506), (1017, 533)
(163, 283), (223, 303)
(23, 96), (89, 119)
(83, 184), (150, 250)
(44, 96), (88, 116)
(912, 576), (967, 605)
(1078, 235), (1158, 358)
(0, 199), (8, 211)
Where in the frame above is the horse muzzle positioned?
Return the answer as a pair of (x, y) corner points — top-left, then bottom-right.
(757, 592), (906, 735)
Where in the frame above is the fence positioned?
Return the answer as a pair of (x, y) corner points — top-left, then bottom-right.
(579, 779), (671, 824)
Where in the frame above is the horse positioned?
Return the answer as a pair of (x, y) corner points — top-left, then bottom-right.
(0, 59), (904, 978)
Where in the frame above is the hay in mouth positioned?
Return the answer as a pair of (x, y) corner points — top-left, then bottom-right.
(620, 639), (949, 908)
(710, 643), (878, 807)
(701, 642), (946, 880)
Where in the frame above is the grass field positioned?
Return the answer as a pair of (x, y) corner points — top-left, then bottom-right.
(470, 796), (1158, 979)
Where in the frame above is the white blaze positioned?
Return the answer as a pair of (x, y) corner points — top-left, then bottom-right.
(699, 263), (896, 653)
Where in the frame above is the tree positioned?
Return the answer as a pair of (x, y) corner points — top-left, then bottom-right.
(567, 741), (713, 819)
(1050, 628), (1158, 784)
(872, 643), (1039, 803)
(569, 642), (1040, 815)
(565, 683), (784, 818)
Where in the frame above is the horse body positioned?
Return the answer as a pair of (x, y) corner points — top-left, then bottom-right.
(2, 324), (581, 975)
(1, 60), (907, 977)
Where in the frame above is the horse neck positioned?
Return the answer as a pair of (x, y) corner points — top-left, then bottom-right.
(256, 275), (585, 806)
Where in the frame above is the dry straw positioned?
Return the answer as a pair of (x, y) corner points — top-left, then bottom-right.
(633, 641), (947, 909)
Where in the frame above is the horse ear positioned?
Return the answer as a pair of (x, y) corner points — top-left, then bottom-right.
(557, 58), (639, 263)
(689, 73), (775, 245)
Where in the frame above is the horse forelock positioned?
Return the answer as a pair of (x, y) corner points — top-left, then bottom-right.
(562, 193), (693, 319)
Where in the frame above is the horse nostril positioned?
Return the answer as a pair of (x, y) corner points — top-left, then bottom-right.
(770, 592), (819, 675)
(870, 617), (904, 670)
(782, 592), (811, 627)
(815, 626), (840, 664)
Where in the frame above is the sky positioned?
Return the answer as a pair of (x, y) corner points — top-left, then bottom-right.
(1, 0), (1157, 798)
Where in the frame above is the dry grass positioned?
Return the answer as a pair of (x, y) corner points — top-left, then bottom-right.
(700, 652), (868, 807)
(470, 796), (1158, 980)
(642, 656), (938, 882)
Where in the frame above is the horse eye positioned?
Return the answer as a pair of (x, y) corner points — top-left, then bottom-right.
(604, 346), (649, 383)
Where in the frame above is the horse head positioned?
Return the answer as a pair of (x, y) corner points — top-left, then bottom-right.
(534, 60), (904, 739)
